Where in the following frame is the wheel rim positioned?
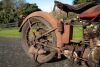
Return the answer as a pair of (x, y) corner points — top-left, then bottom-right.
(26, 17), (56, 62)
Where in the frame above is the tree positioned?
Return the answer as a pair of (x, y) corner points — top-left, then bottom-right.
(17, 3), (41, 26)
(17, 3), (40, 16)
(52, 9), (68, 20)
(0, 1), (3, 10)
(0, 0), (40, 25)
(0, 0), (17, 24)
(15, 0), (26, 7)
(2, 0), (16, 11)
(73, 0), (91, 4)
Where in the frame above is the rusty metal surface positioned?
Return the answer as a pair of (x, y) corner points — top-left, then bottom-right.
(62, 25), (70, 44)
(20, 11), (68, 47)
(55, 1), (97, 14)
(80, 5), (100, 19)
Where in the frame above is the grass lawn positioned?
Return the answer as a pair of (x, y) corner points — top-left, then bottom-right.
(0, 26), (83, 39)
(0, 27), (20, 37)
(72, 25), (83, 40)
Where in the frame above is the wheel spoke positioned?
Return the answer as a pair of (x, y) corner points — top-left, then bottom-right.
(36, 28), (57, 40)
(24, 17), (57, 63)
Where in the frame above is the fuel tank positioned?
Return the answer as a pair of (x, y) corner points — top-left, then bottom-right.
(79, 5), (100, 19)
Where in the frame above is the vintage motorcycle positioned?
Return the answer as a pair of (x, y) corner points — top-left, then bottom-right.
(19, 1), (100, 67)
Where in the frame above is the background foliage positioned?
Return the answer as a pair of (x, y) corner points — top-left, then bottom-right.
(73, 0), (91, 4)
(0, 0), (98, 25)
(0, 0), (40, 25)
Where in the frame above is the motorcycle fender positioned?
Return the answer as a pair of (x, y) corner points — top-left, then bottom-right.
(19, 11), (69, 47)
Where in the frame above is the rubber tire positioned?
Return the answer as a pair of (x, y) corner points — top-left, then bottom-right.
(21, 17), (57, 63)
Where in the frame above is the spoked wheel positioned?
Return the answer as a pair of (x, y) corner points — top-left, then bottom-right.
(21, 16), (57, 63)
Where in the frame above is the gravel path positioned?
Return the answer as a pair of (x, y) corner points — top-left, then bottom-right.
(0, 37), (81, 67)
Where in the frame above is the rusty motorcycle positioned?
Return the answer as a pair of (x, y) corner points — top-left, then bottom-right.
(19, 1), (100, 67)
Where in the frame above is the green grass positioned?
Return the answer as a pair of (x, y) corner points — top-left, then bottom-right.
(72, 25), (83, 40)
(0, 27), (20, 37)
(0, 26), (83, 40)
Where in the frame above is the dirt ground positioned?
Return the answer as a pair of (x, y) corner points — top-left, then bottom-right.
(0, 37), (81, 67)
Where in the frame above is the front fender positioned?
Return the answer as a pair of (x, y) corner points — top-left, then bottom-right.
(19, 11), (57, 32)
(19, 11), (63, 47)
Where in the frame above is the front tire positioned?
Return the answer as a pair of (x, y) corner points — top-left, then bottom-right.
(21, 17), (57, 63)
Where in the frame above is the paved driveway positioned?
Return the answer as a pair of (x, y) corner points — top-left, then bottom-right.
(0, 37), (80, 67)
